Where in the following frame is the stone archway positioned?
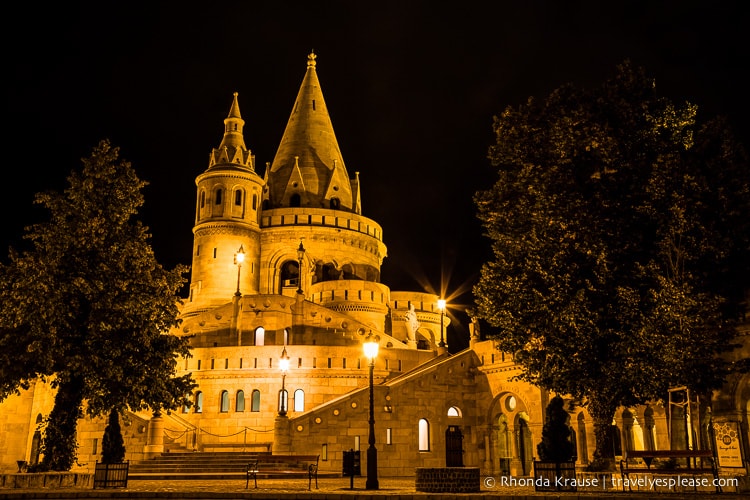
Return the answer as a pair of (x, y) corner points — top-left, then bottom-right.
(488, 392), (533, 476)
(515, 412), (533, 476)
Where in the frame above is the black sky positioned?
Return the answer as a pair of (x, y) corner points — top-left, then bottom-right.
(3, 1), (748, 345)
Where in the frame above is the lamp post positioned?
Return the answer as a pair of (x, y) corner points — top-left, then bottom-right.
(234, 245), (245, 297)
(363, 331), (380, 490)
(278, 346), (290, 416)
(296, 241), (305, 294)
(437, 298), (446, 351)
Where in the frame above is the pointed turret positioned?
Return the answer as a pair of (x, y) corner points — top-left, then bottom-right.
(209, 92), (255, 170)
(265, 52), (356, 212)
(187, 93), (264, 312)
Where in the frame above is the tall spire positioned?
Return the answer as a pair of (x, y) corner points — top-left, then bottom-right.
(209, 92), (254, 170)
(266, 52), (354, 211)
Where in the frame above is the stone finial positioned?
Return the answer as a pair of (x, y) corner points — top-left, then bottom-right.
(307, 51), (317, 68)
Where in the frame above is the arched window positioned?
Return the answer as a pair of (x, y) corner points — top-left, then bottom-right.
(341, 264), (356, 279)
(447, 406), (462, 417)
(330, 197), (340, 209)
(251, 389), (261, 412)
(234, 189), (243, 206)
(289, 193), (301, 207)
(200, 191), (205, 208)
(236, 390), (245, 412)
(255, 327), (265, 346)
(194, 391), (203, 413)
(252, 194), (258, 210)
(517, 413), (533, 475)
(418, 418), (430, 451)
(294, 389), (305, 412)
(220, 390), (230, 412)
(215, 188), (223, 205)
(280, 261), (301, 290)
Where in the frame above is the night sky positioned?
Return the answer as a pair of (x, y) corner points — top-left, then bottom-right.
(3, 1), (748, 345)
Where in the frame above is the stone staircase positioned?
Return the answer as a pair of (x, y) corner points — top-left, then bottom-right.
(128, 452), (340, 480)
(128, 451), (263, 480)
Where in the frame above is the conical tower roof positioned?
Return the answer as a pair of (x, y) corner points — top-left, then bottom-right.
(266, 52), (355, 211)
(208, 92), (255, 170)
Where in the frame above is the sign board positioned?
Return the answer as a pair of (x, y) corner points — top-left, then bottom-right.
(713, 421), (744, 468)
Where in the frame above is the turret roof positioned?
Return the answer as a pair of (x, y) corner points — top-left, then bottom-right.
(209, 92), (255, 170)
(266, 53), (355, 211)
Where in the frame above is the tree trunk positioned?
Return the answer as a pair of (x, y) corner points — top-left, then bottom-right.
(41, 375), (84, 471)
(587, 397), (617, 471)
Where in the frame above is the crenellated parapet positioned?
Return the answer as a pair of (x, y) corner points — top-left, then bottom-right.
(261, 208), (384, 246)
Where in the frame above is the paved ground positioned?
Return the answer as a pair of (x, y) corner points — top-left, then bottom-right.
(1, 476), (747, 500)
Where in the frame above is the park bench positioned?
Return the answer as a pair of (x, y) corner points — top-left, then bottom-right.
(619, 449), (719, 493)
(246, 454), (319, 490)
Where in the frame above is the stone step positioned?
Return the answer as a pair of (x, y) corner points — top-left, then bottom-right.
(131, 463), (250, 470)
(128, 452), (327, 480)
(132, 456), (260, 464)
(128, 471), (341, 481)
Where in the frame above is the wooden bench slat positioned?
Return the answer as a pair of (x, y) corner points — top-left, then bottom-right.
(246, 454), (319, 490)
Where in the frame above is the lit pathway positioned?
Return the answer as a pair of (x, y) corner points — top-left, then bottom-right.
(1, 476), (746, 499)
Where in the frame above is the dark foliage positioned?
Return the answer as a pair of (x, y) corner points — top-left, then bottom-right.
(0, 140), (196, 469)
(474, 61), (750, 468)
(537, 395), (576, 462)
(101, 409), (126, 463)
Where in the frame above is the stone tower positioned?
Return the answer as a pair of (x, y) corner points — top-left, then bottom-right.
(185, 92), (264, 314)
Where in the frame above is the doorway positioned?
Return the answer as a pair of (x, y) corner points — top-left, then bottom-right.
(445, 425), (464, 467)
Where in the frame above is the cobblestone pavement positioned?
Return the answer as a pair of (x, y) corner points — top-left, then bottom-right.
(1, 476), (747, 499)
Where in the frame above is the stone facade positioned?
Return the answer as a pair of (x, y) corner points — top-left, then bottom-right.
(0, 53), (747, 485)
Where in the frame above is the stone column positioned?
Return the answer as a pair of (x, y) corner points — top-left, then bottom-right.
(483, 432), (492, 473)
(274, 415), (292, 453)
(144, 414), (165, 455)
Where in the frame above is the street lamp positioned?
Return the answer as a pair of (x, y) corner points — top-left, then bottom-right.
(278, 346), (290, 416)
(234, 245), (245, 297)
(437, 298), (447, 350)
(296, 241), (306, 294)
(363, 331), (380, 490)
